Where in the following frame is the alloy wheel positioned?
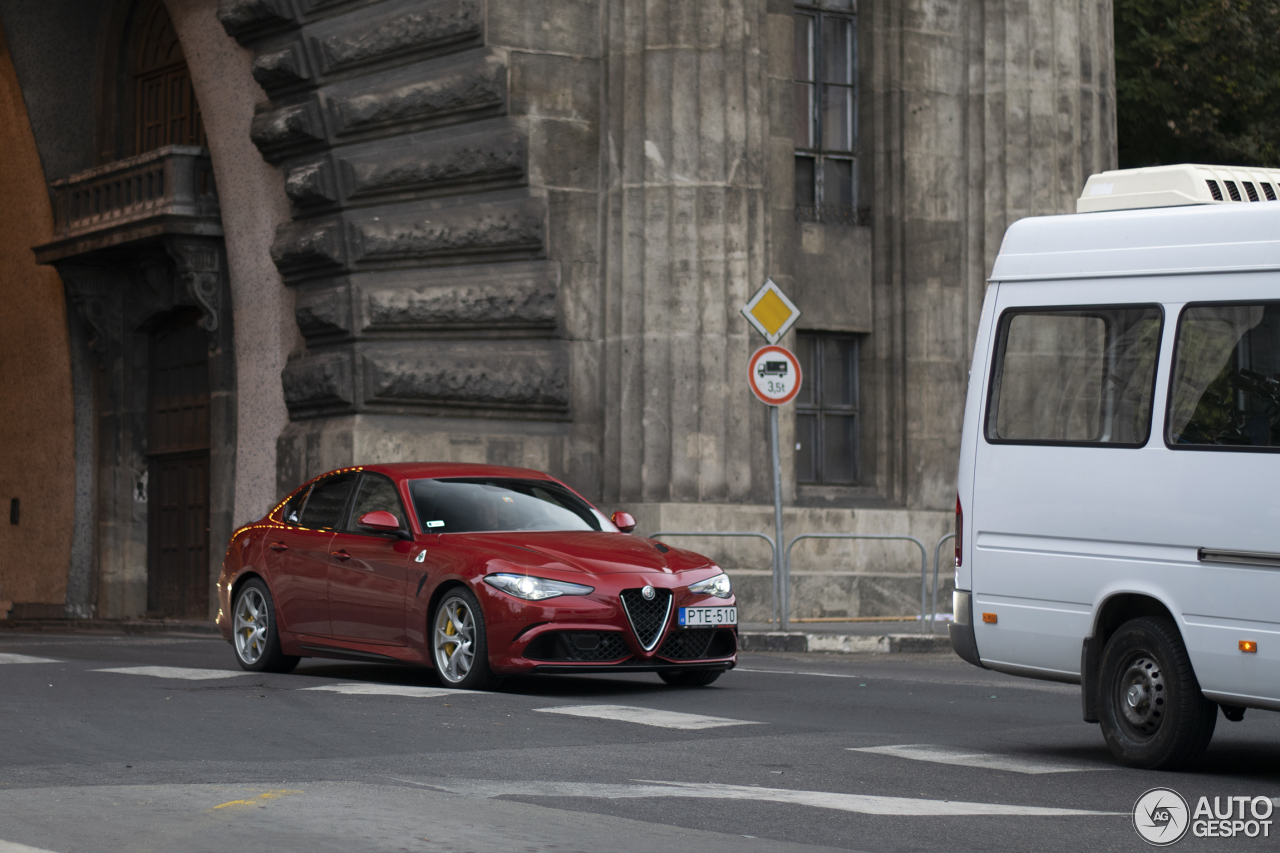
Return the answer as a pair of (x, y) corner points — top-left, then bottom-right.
(233, 587), (268, 665)
(434, 598), (477, 683)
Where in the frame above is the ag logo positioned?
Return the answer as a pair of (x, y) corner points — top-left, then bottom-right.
(1134, 788), (1190, 845)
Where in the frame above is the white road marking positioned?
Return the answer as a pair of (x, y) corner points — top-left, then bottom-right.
(0, 653), (60, 665)
(0, 840), (63, 853)
(302, 683), (473, 698)
(92, 666), (250, 681)
(533, 705), (759, 730)
(406, 778), (1121, 817)
(849, 744), (1098, 774)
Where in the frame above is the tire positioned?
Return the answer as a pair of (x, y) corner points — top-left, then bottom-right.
(232, 578), (300, 674)
(1096, 616), (1216, 770)
(431, 587), (500, 691)
(658, 669), (723, 687)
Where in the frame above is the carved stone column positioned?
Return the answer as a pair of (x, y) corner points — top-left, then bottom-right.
(600, 0), (772, 505)
(865, 0), (1116, 510)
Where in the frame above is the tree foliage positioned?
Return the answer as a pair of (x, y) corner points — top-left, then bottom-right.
(1116, 0), (1280, 167)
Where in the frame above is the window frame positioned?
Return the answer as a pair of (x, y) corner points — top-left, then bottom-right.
(343, 472), (412, 537)
(793, 3), (859, 226)
(795, 332), (861, 484)
(1163, 299), (1280, 454)
(982, 303), (1165, 449)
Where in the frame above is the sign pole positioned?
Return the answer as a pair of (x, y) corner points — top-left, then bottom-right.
(770, 405), (786, 631)
(741, 279), (802, 634)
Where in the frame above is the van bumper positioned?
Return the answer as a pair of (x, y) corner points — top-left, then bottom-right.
(948, 590), (986, 669)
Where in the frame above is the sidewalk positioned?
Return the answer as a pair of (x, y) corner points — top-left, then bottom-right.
(738, 619), (954, 654)
(0, 618), (220, 636)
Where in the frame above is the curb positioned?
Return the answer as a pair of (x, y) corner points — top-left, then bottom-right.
(739, 631), (953, 654)
(0, 619), (220, 636)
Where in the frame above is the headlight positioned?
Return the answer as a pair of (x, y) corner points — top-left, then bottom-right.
(688, 572), (732, 599)
(484, 573), (594, 601)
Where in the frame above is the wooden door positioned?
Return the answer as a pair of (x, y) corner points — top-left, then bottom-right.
(133, 0), (206, 154)
(147, 315), (210, 618)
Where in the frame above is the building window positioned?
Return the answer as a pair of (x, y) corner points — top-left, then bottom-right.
(794, 2), (858, 225)
(795, 333), (860, 484)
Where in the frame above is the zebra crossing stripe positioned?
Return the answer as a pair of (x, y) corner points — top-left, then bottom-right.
(92, 666), (250, 681)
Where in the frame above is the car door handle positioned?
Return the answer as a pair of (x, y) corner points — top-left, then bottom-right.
(269, 542), (288, 552)
(331, 550), (351, 562)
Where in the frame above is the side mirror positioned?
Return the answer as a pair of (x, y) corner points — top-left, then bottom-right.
(611, 511), (637, 534)
(358, 511), (411, 539)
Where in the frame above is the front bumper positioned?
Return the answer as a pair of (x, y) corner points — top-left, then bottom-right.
(529, 660), (736, 675)
(478, 574), (738, 676)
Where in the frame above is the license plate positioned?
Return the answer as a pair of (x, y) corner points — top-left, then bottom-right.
(678, 606), (737, 627)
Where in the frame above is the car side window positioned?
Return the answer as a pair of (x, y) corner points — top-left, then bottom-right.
(985, 305), (1162, 447)
(1168, 302), (1280, 449)
(346, 474), (407, 533)
(298, 473), (356, 530)
(280, 485), (311, 524)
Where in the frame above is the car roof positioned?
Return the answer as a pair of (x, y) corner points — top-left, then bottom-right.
(352, 462), (560, 482)
(991, 202), (1280, 283)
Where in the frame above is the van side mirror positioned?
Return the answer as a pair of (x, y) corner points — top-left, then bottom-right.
(611, 511), (637, 533)
(358, 511), (411, 539)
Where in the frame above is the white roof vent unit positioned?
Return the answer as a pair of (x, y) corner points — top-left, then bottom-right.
(1077, 164), (1280, 213)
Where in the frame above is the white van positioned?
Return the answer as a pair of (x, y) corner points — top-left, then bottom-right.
(951, 164), (1280, 770)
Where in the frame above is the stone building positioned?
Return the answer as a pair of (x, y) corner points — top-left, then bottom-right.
(0, 0), (1115, 623)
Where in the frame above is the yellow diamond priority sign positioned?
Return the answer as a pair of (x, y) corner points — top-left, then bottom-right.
(741, 279), (800, 344)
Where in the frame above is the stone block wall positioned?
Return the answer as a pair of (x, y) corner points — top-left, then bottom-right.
(217, 0), (600, 496)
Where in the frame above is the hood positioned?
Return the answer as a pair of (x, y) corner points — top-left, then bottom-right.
(447, 531), (711, 575)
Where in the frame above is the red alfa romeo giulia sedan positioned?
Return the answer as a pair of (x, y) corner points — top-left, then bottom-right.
(216, 463), (738, 689)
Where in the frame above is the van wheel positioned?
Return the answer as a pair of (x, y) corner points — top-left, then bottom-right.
(1097, 616), (1216, 770)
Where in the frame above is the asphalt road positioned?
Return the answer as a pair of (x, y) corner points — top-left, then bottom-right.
(0, 632), (1277, 853)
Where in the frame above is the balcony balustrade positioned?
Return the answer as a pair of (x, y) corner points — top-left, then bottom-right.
(37, 145), (221, 263)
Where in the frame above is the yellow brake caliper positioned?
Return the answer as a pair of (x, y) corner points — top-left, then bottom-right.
(443, 606), (458, 658)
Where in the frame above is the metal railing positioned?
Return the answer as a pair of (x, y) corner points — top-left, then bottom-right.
(785, 534), (929, 634)
(649, 531), (779, 625)
(931, 533), (956, 634)
(648, 528), (955, 636)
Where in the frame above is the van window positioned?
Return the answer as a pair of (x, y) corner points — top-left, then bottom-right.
(985, 306), (1162, 445)
(1168, 303), (1280, 449)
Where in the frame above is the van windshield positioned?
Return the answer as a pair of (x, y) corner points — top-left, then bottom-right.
(1169, 303), (1280, 448)
(985, 306), (1162, 446)
(408, 478), (611, 533)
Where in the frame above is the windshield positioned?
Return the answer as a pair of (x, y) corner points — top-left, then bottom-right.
(409, 478), (611, 534)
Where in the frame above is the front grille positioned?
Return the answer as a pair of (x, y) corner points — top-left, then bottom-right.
(620, 588), (672, 651)
(657, 628), (736, 660)
(524, 631), (630, 662)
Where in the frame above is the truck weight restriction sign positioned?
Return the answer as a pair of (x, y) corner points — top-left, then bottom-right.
(748, 345), (802, 406)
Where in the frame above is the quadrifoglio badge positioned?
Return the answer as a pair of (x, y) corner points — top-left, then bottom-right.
(1133, 787), (1276, 845)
